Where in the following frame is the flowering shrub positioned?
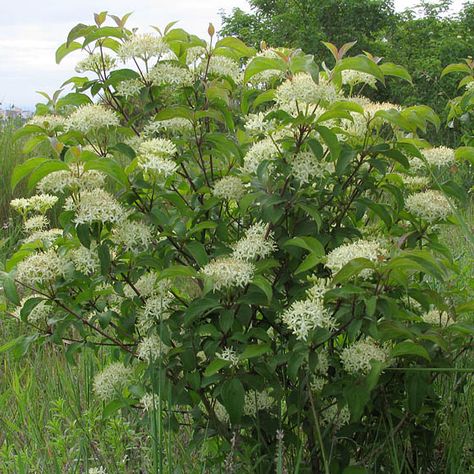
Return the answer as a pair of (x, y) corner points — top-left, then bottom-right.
(2, 13), (473, 472)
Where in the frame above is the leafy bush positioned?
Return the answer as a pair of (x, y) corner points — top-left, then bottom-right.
(1, 13), (473, 473)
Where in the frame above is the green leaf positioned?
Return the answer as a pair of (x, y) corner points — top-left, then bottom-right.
(98, 244), (111, 276)
(332, 258), (375, 284)
(455, 146), (474, 165)
(244, 57), (287, 83)
(317, 125), (341, 160)
(204, 358), (231, 377)
(284, 236), (325, 255)
(441, 63), (471, 77)
(76, 224), (91, 249)
(214, 37), (256, 58)
(391, 341), (431, 361)
(11, 157), (49, 191)
(185, 241), (208, 267)
(1, 273), (20, 305)
(84, 159), (129, 188)
(379, 63), (412, 84)
(239, 343), (271, 361)
(55, 41), (82, 64)
(56, 93), (92, 109)
(251, 275), (273, 304)
(27, 160), (70, 191)
(295, 253), (323, 275)
(221, 378), (245, 425)
(183, 297), (221, 326)
(406, 372), (429, 413)
(334, 56), (385, 84)
(82, 26), (127, 48)
(158, 265), (197, 281)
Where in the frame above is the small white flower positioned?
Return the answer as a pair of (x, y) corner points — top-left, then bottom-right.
(422, 308), (453, 327)
(405, 190), (452, 223)
(15, 250), (67, 286)
(66, 104), (120, 134)
(219, 347), (240, 367)
(137, 335), (169, 362)
(201, 257), (255, 291)
(93, 362), (133, 401)
(340, 338), (388, 375)
(231, 222), (276, 261)
(213, 176), (246, 201)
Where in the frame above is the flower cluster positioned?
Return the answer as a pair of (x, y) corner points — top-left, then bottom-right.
(111, 218), (152, 253)
(93, 362), (133, 401)
(70, 245), (100, 275)
(29, 114), (66, 130)
(118, 33), (170, 61)
(15, 249), (67, 286)
(37, 164), (106, 194)
(201, 257), (255, 292)
(76, 53), (116, 73)
(148, 62), (194, 87)
(137, 335), (168, 362)
(291, 151), (329, 184)
(340, 338), (388, 375)
(116, 78), (143, 98)
(326, 239), (385, 278)
(405, 190), (452, 222)
(244, 390), (275, 417)
(66, 104), (120, 133)
(321, 400), (351, 429)
(342, 70), (377, 88)
(232, 222), (276, 261)
(243, 138), (280, 174)
(422, 308), (453, 327)
(212, 176), (246, 201)
(421, 146), (455, 168)
(218, 347), (240, 367)
(11, 194), (58, 215)
(206, 55), (242, 83)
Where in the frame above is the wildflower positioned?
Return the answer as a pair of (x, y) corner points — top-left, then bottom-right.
(124, 273), (171, 299)
(15, 249), (67, 286)
(141, 393), (160, 411)
(321, 400), (350, 428)
(421, 146), (455, 168)
(275, 73), (337, 112)
(76, 53), (116, 73)
(232, 222), (276, 261)
(137, 335), (168, 362)
(118, 33), (170, 61)
(244, 390), (274, 417)
(116, 78), (143, 98)
(205, 55), (242, 83)
(144, 117), (193, 135)
(15, 296), (53, 324)
(201, 257), (255, 291)
(24, 229), (63, 246)
(282, 298), (336, 341)
(29, 114), (66, 130)
(111, 219), (152, 253)
(405, 190), (452, 222)
(245, 112), (276, 135)
(185, 46), (207, 65)
(24, 215), (48, 233)
(138, 156), (178, 178)
(422, 308), (453, 327)
(399, 174), (430, 191)
(70, 244), (100, 275)
(66, 104), (120, 133)
(340, 338), (388, 375)
(148, 62), (194, 87)
(326, 239), (385, 278)
(88, 468), (107, 474)
(137, 138), (178, 176)
(137, 294), (173, 333)
(11, 194), (58, 215)
(291, 151), (329, 184)
(243, 138), (280, 174)
(249, 48), (286, 84)
(342, 70), (377, 88)
(93, 362), (133, 401)
(218, 347), (240, 367)
(213, 176), (246, 201)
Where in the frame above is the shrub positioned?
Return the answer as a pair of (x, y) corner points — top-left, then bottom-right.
(2, 13), (473, 472)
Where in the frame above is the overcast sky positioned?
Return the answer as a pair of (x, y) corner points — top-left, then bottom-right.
(0, 0), (464, 109)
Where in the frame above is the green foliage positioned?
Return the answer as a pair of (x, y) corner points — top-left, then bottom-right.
(1, 12), (473, 473)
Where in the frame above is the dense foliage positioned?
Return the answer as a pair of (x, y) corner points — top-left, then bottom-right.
(221, 0), (474, 146)
(1, 12), (473, 473)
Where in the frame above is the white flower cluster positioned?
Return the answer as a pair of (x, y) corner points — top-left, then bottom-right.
(244, 112), (276, 135)
(282, 297), (335, 341)
(212, 176), (246, 201)
(311, 351), (330, 392)
(399, 174), (430, 191)
(326, 239), (385, 278)
(111, 218), (152, 253)
(421, 146), (455, 168)
(137, 138), (178, 178)
(137, 294), (173, 333)
(37, 164), (106, 194)
(11, 194), (58, 215)
(116, 78), (143, 98)
(340, 338), (388, 375)
(218, 347), (240, 367)
(88, 467), (107, 474)
(66, 189), (125, 225)
(405, 190), (452, 223)
(16, 297), (53, 324)
(70, 245), (100, 275)
(244, 390), (275, 417)
(93, 362), (133, 401)
(76, 53), (116, 73)
(201, 257), (255, 292)
(185, 46), (207, 65)
(232, 222), (276, 261)
(29, 114), (66, 130)
(422, 308), (453, 327)
(66, 104), (120, 134)
(148, 62), (194, 87)
(24, 215), (48, 233)
(291, 151), (329, 184)
(243, 138), (280, 174)
(321, 400), (351, 429)
(118, 33), (170, 61)
(141, 393), (159, 412)
(144, 117), (193, 135)
(15, 249), (67, 286)
(342, 70), (377, 88)
(24, 229), (62, 246)
(275, 73), (337, 113)
(137, 335), (169, 362)
(205, 55), (242, 83)
(124, 273), (170, 299)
